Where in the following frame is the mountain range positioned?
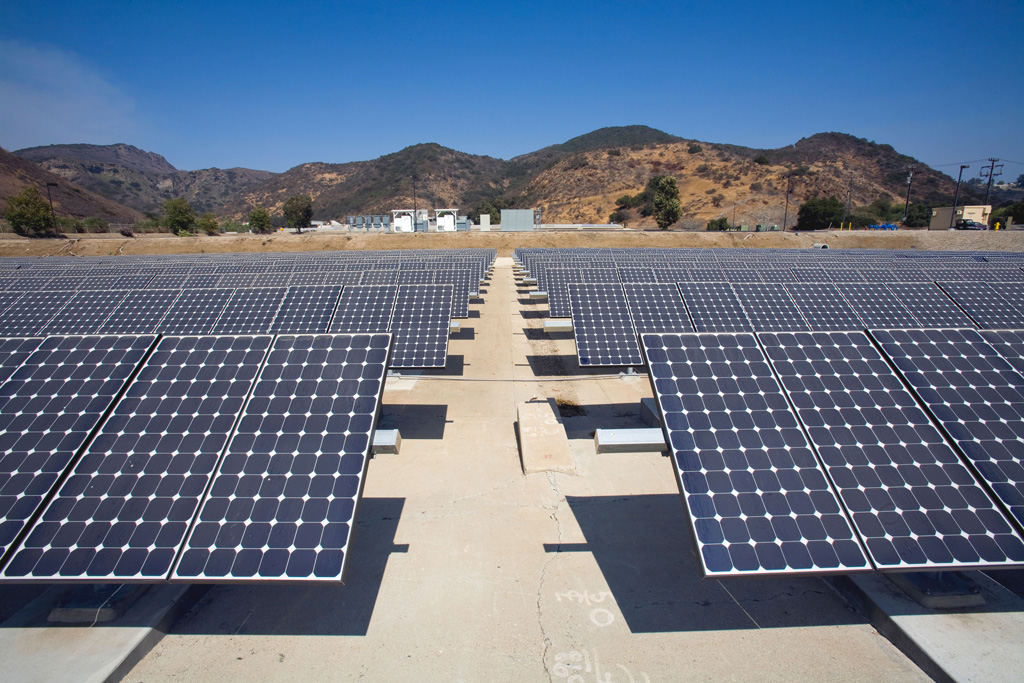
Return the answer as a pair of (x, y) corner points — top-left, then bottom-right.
(5, 126), (997, 228)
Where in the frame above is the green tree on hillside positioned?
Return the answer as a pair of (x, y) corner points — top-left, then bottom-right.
(283, 194), (313, 234)
(248, 206), (274, 234)
(164, 198), (196, 235)
(796, 196), (844, 230)
(706, 217), (730, 231)
(4, 186), (58, 237)
(652, 176), (682, 229)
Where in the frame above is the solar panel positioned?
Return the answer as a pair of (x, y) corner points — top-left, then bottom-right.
(158, 289), (235, 335)
(0, 337), (43, 385)
(360, 270), (398, 286)
(568, 283), (642, 366)
(622, 282), (694, 334)
(983, 329), (1024, 375)
(642, 332), (869, 576)
(784, 284), (863, 331)
(172, 333), (391, 582)
(330, 285), (398, 334)
(0, 292), (25, 321)
(252, 273), (292, 288)
(937, 281), (1024, 329)
(677, 282), (751, 332)
(40, 291), (130, 335)
(886, 283), (975, 328)
(2, 335), (272, 581)
(732, 284), (808, 332)
(0, 292), (73, 336)
(97, 290), (182, 334)
(397, 271), (434, 285)
(211, 288), (286, 335)
(872, 328), (1024, 527)
(543, 268), (581, 318)
(761, 331), (1024, 570)
(0, 335), (156, 564)
(388, 285), (452, 368)
(148, 274), (188, 289)
(432, 269), (472, 319)
(271, 286), (344, 334)
(216, 273), (257, 288)
(182, 274), (223, 289)
(320, 272), (362, 287)
(837, 283), (920, 328)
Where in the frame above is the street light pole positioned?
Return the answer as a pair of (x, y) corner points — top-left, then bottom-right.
(45, 182), (59, 234)
(949, 165), (969, 229)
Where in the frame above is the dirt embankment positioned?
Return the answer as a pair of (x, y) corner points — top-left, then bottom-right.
(0, 229), (1021, 259)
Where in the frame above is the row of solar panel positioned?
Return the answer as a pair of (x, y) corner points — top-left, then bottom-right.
(0, 333), (391, 583)
(0, 266), (479, 300)
(567, 281), (1024, 366)
(643, 328), (1024, 577)
(0, 285), (454, 368)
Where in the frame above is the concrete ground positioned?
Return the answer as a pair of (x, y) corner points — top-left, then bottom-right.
(116, 259), (929, 681)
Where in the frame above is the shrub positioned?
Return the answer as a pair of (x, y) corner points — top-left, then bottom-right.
(749, 182), (764, 192)
(119, 226), (136, 238)
(754, 155), (770, 165)
(707, 217), (730, 231)
(688, 143), (703, 154)
(4, 186), (59, 237)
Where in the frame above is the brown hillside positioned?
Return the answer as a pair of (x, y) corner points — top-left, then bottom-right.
(0, 147), (142, 222)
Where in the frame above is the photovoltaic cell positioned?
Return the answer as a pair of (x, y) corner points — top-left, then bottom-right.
(838, 283), (919, 328)
(98, 290), (181, 334)
(784, 284), (863, 331)
(641, 332), (869, 576)
(677, 282), (751, 332)
(732, 284), (808, 332)
(330, 285), (397, 334)
(158, 289), (235, 335)
(886, 283), (975, 328)
(388, 285), (452, 368)
(0, 335), (156, 564)
(873, 328), (1024, 526)
(212, 288), (286, 335)
(0, 337), (43, 385)
(0, 292), (73, 336)
(937, 281), (1024, 329)
(271, 286), (344, 334)
(172, 333), (391, 582)
(2, 335), (272, 581)
(761, 331), (1024, 570)
(40, 291), (129, 335)
(622, 282), (694, 334)
(568, 283), (642, 366)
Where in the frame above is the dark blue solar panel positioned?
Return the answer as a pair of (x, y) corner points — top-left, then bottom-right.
(641, 332), (869, 576)
(732, 284), (808, 332)
(569, 283), (642, 366)
(886, 283), (975, 328)
(0, 335), (156, 564)
(838, 283), (919, 328)
(173, 333), (391, 582)
(677, 282), (751, 332)
(212, 288), (286, 335)
(0, 292), (72, 335)
(937, 281), (1024, 329)
(622, 282), (694, 334)
(784, 284), (863, 331)
(762, 331), (1024, 570)
(271, 286), (344, 334)
(2, 335), (272, 581)
(40, 290), (129, 335)
(330, 286), (397, 334)
(97, 290), (182, 334)
(388, 285), (452, 368)
(158, 289), (235, 335)
(872, 328), (1024, 527)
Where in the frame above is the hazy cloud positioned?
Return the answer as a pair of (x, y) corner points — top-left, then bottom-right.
(0, 40), (138, 151)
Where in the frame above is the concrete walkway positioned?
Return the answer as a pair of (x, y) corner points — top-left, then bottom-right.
(117, 258), (930, 682)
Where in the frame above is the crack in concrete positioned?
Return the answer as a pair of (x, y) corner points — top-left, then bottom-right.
(537, 471), (565, 682)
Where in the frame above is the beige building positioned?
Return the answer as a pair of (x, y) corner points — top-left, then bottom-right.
(929, 205), (991, 229)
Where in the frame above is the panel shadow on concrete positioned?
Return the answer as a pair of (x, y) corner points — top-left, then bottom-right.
(378, 405), (449, 440)
(552, 495), (872, 633)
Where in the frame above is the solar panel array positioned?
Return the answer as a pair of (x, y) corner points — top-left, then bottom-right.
(0, 248), (495, 584)
(520, 247), (1024, 577)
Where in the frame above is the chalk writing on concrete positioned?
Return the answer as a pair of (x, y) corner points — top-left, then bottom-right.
(554, 589), (615, 627)
(552, 648), (651, 683)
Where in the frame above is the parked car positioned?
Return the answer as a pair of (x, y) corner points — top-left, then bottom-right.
(955, 219), (989, 230)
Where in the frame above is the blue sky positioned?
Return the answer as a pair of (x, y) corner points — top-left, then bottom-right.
(2, 0), (1022, 179)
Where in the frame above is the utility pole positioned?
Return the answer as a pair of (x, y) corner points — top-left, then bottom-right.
(412, 175), (418, 232)
(844, 172), (854, 224)
(980, 158), (1003, 205)
(902, 168), (915, 223)
(949, 164), (969, 229)
(782, 176), (792, 230)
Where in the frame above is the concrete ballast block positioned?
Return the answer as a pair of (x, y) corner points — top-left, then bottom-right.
(594, 428), (668, 453)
